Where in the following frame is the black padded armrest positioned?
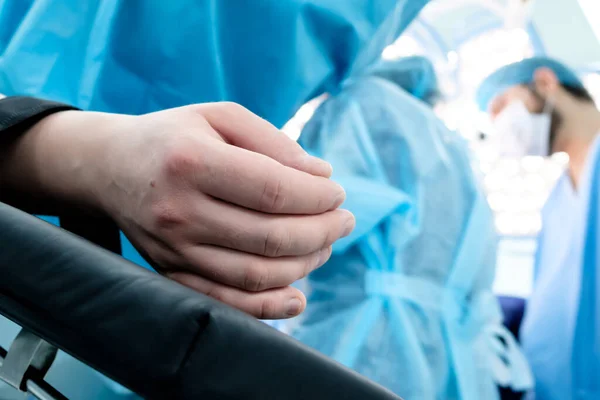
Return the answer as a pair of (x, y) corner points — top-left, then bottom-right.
(0, 202), (401, 399)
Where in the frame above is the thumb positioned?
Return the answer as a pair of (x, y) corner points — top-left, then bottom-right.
(193, 102), (333, 178)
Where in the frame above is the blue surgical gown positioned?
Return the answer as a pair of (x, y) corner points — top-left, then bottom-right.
(0, 0), (427, 267)
(291, 76), (532, 399)
(521, 135), (600, 400)
(0, 0), (430, 399)
(571, 135), (600, 400)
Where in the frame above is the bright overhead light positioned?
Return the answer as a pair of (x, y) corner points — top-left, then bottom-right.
(578, 0), (600, 44)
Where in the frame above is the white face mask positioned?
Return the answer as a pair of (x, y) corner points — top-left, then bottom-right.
(491, 100), (551, 158)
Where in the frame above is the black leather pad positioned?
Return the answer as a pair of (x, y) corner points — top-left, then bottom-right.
(0, 202), (401, 399)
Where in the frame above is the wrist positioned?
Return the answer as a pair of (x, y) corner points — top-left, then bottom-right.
(1, 110), (124, 215)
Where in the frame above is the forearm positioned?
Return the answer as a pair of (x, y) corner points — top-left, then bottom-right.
(0, 97), (112, 215)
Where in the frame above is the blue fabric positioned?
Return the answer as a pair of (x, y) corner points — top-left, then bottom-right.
(0, 0), (428, 270)
(520, 136), (600, 400)
(571, 136), (600, 400)
(0, 0), (428, 127)
(520, 174), (580, 400)
(292, 65), (532, 398)
(0, 1), (430, 398)
(366, 56), (439, 104)
(476, 57), (585, 111)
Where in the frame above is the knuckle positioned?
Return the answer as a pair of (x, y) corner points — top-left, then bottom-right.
(151, 200), (186, 231)
(302, 255), (316, 278)
(164, 270), (180, 282)
(162, 146), (205, 178)
(186, 103), (210, 116)
(203, 285), (225, 303)
(259, 176), (286, 212)
(322, 219), (340, 247)
(142, 246), (170, 271)
(167, 271), (195, 290)
(243, 262), (269, 292)
(323, 229), (335, 248)
(258, 298), (278, 320)
(221, 101), (246, 115)
(315, 195), (325, 212)
(262, 226), (289, 257)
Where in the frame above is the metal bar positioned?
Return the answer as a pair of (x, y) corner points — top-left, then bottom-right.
(0, 340), (69, 400)
(0, 330), (57, 390)
(26, 377), (68, 400)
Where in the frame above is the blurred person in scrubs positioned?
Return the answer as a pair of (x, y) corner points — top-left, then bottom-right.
(0, 1), (430, 399)
(477, 57), (600, 400)
(291, 55), (532, 400)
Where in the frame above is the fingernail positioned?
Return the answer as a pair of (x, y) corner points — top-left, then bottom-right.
(286, 298), (303, 316)
(330, 184), (346, 210)
(341, 212), (356, 238)
(307, 155), (333, 177)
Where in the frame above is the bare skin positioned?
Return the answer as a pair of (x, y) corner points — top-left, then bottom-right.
(489, 68), (600, 188)
(0, 102), (356, 319)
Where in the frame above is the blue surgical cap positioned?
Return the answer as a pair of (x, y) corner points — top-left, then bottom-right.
(367, 56), (439, 104)
(476, 57), (585, 111)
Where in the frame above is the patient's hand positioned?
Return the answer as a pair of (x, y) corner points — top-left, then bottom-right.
(3, 103), (354, 319)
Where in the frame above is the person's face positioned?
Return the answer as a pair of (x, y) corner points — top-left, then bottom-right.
(488, 83), (561, 154)
(488, 85), (544, 121)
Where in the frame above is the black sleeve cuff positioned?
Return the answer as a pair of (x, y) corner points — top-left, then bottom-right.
(0, 96), (85, 217)
(0, 97), (122, 253)
(0, 96), (80, 139)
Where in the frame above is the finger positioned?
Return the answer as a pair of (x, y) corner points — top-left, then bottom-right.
(167, 272), (307, 319)
(179, 245), (332, 291)
(194, 138), (345, 214)
(195, 102), (333, 178)
(191, 198), (355, 257)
